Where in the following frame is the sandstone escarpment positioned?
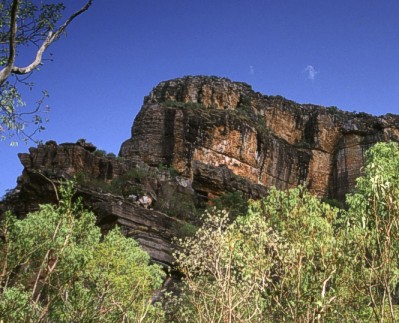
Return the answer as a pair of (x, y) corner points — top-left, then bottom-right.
(4, 140), (200, 265)
(3, 76), (399, 266)
(5, 140), (265, 266)
(121, 76), (399, 200)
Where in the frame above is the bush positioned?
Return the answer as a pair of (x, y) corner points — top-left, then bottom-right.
(93, 149), (107, 157)
(343, 142), (399, 320)
(157, 163), (180, 177)
(106, 152), (116, 158)
(169, 209), (278, 322)
(173, 221), (198, 239)
(0, 182), (165, 322)
(75, 167), (156, 197)
(155, 193), (196, 219)
(210, 190), (248, 220)
(171, 142), (399, 322)
(161, 100), (205, 109)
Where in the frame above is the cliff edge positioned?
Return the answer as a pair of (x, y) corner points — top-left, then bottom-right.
(121, 75), (399, 200)
(2, 75), (399, 266)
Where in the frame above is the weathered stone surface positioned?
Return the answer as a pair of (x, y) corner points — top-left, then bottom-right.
(120, 76), (399, 199)
(78, 188), (180, 266)
(3, 75), (399, 267)
(19, 140), (127, 181)
(2, 148), (195, 266)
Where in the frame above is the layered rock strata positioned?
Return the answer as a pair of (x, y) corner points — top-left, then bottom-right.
(121, 76), (399, 200)
(2, 75), (399, 266)
(5, 139), (265, 265)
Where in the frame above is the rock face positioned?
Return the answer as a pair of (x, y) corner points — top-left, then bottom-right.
(2, 75), (399, 266)
(4, 141), (197, 266)
(120, 76), (399, 200)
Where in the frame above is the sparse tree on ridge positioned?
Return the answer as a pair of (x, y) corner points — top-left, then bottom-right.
(0, 0), (93, 144)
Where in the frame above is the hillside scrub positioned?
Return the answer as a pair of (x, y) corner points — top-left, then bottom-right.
(170, 142), (399, 322)
(0, 182), (165, 322)
(2, 142), (399, 322)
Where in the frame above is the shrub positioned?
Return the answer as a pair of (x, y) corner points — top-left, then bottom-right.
(173, 221), (198, 239)
(343, 142), (399, 320)
(171, 142), (399, 322)
(75, 167), (155, 197)
(0, 182), (165, 322)
(93, 149), (107, 157)
(155, 193), (196, 220)
(106, 152), (116, 158)
(211, 191), (248, 220)
(157, 163), (180, 177)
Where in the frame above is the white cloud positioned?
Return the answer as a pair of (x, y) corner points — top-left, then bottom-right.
(249, 65), (255, 75)
(304, 65), (319, 81)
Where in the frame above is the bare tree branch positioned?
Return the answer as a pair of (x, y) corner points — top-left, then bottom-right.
(0, 0), (93, 86)
(10, 0), (93, 76)
(0, 0), (20, 85)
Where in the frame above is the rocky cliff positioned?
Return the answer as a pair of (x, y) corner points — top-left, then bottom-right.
(2, 75), (399, 266)
(121, 76), (399, 200)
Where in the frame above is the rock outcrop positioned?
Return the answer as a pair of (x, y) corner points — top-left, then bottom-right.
(3, 141), (198, 266)
(121, 76), (399, 200)
(2, 75), (399, 266)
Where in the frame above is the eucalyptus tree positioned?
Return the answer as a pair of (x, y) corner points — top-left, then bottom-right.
(0, 0), (93, 144)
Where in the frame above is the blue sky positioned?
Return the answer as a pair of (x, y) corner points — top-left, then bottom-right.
(1, 0), (399, 196)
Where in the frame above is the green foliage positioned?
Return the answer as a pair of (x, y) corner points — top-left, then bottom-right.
(172, 221), (198, 239)
(0, 1), (59, 142)
(157, 163), (180, 177)
(75, 172), (114, 194)
(238, 95), (252, 109)
(321, 196), (345, 209)
(79, 229), (165, 322)
(110, 168), (155, 197)
(0, 84), (49, 145)
(355, 111), (371, 118)
(0, 286), (36, 322)
(236, 98), (253, 120)
(76, 167), (156, 197)
(172, 142), (399, 321)
(256, 115), (271, 135)
(254, 187), (348, 320)
(211, 190), (248, 220)
(298, 140), (311, 148)
(92, 149), (117, 159)
(93, 149), (107, 157)
(0, 2), (65, 62)
(170, 209), (279, 322)
(235, 99), (263, 134)
(172, 189), (346, 321)
(343, 142), (399, 321)
(0, 181), (165, 322)
(4, 142), (399, 321)
(328, 106), (339, 113)
(0, 1), (92, 144)
(155, 192), (197, 219)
